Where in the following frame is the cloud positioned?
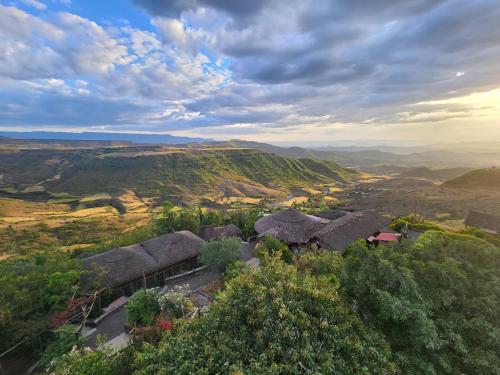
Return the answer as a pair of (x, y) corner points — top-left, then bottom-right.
(1, 0), (500, 142)
(18, 0), (47, 10)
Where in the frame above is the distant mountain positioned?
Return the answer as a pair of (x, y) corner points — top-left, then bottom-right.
(0, 131), (209, 144)
(0, 145), (354, 202)
(443, 168), (500, 190)
(399, 167), (472, 181)
(208, 139), (500, 171)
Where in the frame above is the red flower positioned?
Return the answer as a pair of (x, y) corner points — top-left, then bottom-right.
(156, 318), (173, 331)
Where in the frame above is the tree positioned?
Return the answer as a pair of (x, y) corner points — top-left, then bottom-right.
(200, 237), (241, 273)
(0, 252), (81, 353)
(155, 201), (200, 234)
(133, 257), (395, 374)
(225, 208), (262, 239)
(200, 209), (224, 226)
(339, 232), (500, 374)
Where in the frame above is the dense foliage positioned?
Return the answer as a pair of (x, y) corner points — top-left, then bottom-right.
(155, 201), (263, 240)
(133, 258), (395, 374)
(0, 252), (81, 352)
(340, 232), (500, 374)
(51, 230), (500, 374)
(257, 235), (293, 263)
(126, 289), (161, 327)
(200, 236), (241, 273)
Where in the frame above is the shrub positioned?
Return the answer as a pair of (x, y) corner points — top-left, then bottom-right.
(158, 285), (193, 318)
(201, 209), (224, 226)
(296, 250), (343, 276)
(52, 341), (120, 375)
(223, 260), (251, 283)
(260, 235), (293, 263)
(126, 288), (160, 326)
(200, 237), (241, 273)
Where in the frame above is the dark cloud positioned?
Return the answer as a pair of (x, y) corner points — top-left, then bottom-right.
(133, 0), (268, 22)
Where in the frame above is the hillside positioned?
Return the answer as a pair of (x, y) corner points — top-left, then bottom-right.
(443, 168), (500, 190)
(209, 140), (500, 171)
(399, 167), (472, 181)
(0, 145), (354, 204)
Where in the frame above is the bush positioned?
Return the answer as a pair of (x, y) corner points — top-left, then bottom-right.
(391, 217), (443, 232)
(223, 260), (251, 283)
(158, 285), (193, 318)
(260, 235), (293, 263)
(52, 342), (120, 375)
(126, 288), (161, 326)
(200, 237), (241, 273)
(296, 249), (343, 276)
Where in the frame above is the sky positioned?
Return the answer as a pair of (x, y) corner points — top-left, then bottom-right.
(0, 0), (499, 145)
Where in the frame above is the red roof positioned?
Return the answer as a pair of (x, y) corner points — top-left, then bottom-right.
(374, 233), (399, 242)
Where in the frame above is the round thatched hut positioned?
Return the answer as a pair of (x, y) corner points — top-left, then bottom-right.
(254, 208), (325, 244)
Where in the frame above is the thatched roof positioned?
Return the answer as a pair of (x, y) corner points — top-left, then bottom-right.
(81, 231), (205, 289)
(254, 208), (325, 244)
(312, 209), (349, 221)
(310, 211), (391, 252)
(464, 210), (500, 233)
(199, 224), (242, 241)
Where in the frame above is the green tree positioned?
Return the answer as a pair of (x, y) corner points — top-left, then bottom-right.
(0, 252), (81, 352)
(155, 202), (201, 234)
(339, 232), (500, 374)
(200, 237), (241, 273)
(133, 257), (395, 374)
(200, 209), (224, 226)
(225, 208), (262, 239)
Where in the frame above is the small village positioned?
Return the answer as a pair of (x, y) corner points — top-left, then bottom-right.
(53, 207), (498, 355)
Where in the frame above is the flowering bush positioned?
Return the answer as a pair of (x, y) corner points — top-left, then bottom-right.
(158, 284), (193, 318)
(132, 318), (173, 344)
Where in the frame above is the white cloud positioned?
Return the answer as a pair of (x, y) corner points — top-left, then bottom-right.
(18, 0), (47, 10)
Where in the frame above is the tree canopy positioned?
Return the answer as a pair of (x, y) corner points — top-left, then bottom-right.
(133, 258), (395, 374)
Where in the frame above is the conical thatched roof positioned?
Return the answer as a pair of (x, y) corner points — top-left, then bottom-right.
(254, 208), (325, 244)
(81, 231), (205, 290)
(312, 209), (349, 221)
(199, 224), (242, 241)
(311, 211), (390, 252)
